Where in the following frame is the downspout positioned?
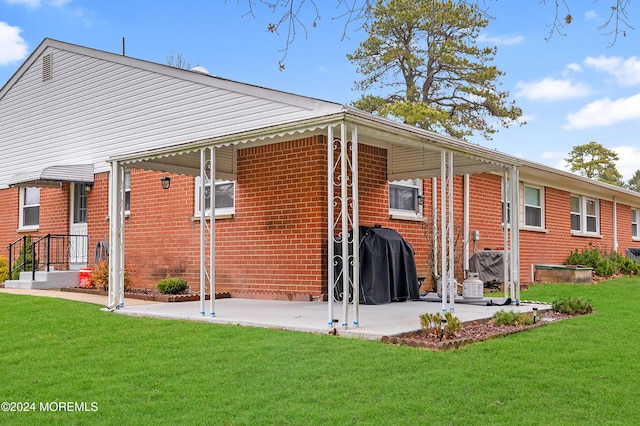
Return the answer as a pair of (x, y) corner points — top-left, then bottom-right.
(463, 174), (470, 276)
(613, 197), (618, 252)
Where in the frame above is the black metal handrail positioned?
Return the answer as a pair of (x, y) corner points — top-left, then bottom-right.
(8, 234), (89, 280)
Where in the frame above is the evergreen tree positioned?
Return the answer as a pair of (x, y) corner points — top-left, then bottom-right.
(565, 141), (623, 186)
(347, 0), (522, 140)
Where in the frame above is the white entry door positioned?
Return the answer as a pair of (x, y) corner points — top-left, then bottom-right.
(70, 183), (89, 268)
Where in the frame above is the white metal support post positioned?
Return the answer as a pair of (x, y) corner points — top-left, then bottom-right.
(509, 166), (520, 303)
(340, 124), (350, 328)
(447, 152), (455, 311)
(502, 170), (509, 299)
(200, 147), (216, 316)
(440, 150), (455, 313)
(327, 126), (335, 329)
(108, 160), (125, 309)
(327, 123), (359, 330)
(351, 126), (360, 328)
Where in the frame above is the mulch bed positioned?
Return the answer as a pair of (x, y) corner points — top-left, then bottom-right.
(381, 310), (579, 350)
(61, 287), (230, 302)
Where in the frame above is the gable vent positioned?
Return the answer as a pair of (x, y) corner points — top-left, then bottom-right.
(42, 53), (53, 81)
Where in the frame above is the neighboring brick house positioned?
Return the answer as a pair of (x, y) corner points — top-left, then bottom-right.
(2, 39), (640, 314)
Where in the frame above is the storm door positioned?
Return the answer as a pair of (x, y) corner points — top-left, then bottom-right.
(69, 183), (89, 268)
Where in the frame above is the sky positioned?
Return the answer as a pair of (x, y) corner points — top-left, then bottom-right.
(1, 0), (640, 181)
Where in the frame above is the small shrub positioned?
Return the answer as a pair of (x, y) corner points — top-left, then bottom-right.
(443, 312), (462, 338)
(90, 260), (132, 291)
(419, 311), (461, 338)
(157, 278), (189, 295)
(420, 312), (462, 339)
(492, 310), (535, 326)
(11, 236), (38, 280)
(552, 297), (593, 315)
(594, 258), (616, 277)
(618, 256), (640, 275)
(0, 256), (9, 283)
(566, 246), (640, 278)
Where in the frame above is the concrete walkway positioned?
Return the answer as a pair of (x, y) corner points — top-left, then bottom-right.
(1, 287), (549, 340)
(0, 287), (155, 306)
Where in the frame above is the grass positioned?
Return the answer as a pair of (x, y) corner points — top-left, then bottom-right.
(1, 277), (640, 425)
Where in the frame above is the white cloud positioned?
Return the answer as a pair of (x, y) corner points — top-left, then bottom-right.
(478, 34), (524, 45)
(562, 62), (582, 77)
(584, 10), (598, 21)
(584, 55), (640, 87)
(0, 21), (28, 65)
(4, 0), (40, 8)
(564, 93), (640, 129)
(613, 146), (640, 181)
(515, 78), (591, 101)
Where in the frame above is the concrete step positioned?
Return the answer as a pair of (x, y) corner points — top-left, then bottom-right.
(4, 271), (80, 290)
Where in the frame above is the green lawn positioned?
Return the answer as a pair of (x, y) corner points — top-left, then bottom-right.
(1, 278), (639, 425)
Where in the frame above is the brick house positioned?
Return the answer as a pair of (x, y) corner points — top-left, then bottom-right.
(2, 39), (640, 322)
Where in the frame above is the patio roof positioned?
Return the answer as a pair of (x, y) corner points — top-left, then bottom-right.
(108, 109), (519, 181)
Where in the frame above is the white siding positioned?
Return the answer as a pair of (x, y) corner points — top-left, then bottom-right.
(0, 42), (341, 188)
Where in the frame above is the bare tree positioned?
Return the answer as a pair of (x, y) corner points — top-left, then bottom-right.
(230, 1), (634, 68)
(166, 51), (195, 70)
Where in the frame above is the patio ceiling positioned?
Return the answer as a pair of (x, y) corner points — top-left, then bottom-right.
(109, 109), (518, 182)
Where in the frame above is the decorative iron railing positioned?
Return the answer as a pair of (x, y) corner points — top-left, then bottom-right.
(8, 234), (89, 281)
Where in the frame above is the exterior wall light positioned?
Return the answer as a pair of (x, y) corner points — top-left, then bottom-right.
(160, 176), (171, 190)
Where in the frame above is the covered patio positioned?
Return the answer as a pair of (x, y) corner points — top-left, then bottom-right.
(106, 108), (525, 331)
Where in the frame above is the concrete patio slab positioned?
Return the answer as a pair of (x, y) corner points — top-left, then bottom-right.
(1, 287), (550, 340)
(113, 296), (550, 340)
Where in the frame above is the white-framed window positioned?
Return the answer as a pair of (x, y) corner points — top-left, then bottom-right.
(389, 179), (422, 218)
(632, 208), (639, 239)
(195, 177), (235, 217)
(124, 171), (131, 213)
(571, 195), (599, 235)
(523, 185), (543, 228)
(19, 187), (40, 230)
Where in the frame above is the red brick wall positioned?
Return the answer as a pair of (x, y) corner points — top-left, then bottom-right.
(94, 137), (328, 295)
(0, 188), (20, 250)
(4, 139), (640, 292)
(0, 185), (70, 266)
